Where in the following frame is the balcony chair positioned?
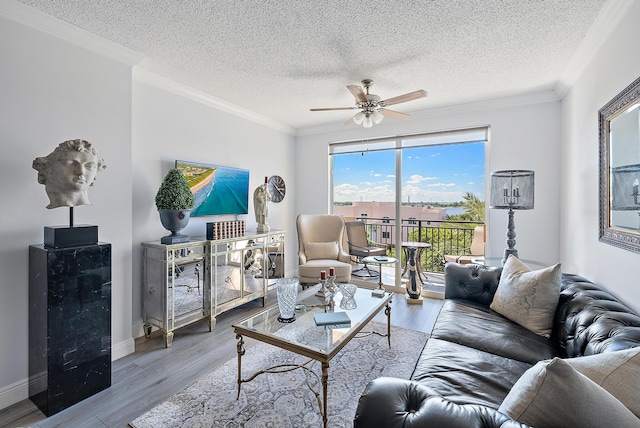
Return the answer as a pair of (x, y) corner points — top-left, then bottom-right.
(296, 214), (352, 286)
(443, 225), (485, 264)
(345, 221), (388, 278)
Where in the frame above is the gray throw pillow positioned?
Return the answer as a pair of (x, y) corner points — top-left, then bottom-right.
(490, 255), (560, 337)
(565, 347), (640, 418)
(499, 357), (639, 427)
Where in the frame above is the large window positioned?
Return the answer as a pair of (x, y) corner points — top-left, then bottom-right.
(331, 127), (487, 213)
(330, 127), (488, 287)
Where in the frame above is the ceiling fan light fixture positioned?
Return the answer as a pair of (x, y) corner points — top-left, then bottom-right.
(371, 110), (384, 124)
(310, 79), (427, 128)
(363, 114), (373, 128)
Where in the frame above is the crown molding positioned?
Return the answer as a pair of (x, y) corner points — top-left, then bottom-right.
(555, 0), (636, 98)
(133, 68), (295, 136)
(0, 0), (143, 65)
(296, 90), (560, 137)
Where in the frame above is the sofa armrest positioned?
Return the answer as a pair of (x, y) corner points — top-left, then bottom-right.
(354, 377), (529, 428)
(444, 262), (502, 307)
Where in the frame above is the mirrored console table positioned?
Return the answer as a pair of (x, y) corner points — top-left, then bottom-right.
(142, 229), (285, 347)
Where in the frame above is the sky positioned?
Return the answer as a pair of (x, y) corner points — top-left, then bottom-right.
(333, 141), (485, 204)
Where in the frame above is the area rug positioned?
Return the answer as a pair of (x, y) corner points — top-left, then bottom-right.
(130, 323), (428, 428)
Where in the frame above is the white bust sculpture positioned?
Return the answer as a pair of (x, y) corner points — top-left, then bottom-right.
(253, 183), (271, 232)
(33, 139), (107, 209)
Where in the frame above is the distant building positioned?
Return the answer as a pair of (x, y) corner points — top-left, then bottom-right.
(333, 201), (447, 244)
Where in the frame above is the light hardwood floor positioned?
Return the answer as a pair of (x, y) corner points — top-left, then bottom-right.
(1, 289), (443, 428)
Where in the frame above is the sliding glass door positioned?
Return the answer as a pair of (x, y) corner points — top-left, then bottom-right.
(330, 128), (487, 291)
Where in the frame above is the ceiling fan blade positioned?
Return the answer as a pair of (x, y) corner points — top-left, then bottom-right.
(380, 109), (410, 120)
(381, 90), (427, 107)
(310, 107), (358, 111)
(347, 85), (368, 103)
(344, 117), (357, 126)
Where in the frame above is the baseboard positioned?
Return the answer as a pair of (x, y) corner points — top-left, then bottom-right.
(0, 338), (135, 411)
(0, 377), (28, 411)
(113, 337), (135, 360)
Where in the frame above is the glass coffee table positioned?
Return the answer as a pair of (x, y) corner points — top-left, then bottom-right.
(232, 283), (393, 428)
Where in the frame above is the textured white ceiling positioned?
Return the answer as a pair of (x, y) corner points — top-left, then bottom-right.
(16, 0), (608, 131)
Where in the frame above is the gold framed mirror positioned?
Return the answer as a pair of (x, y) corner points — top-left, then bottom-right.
(599, 76), (640, 252)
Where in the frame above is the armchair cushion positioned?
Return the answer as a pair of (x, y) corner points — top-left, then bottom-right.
(304, 241), (339, 260)
(490, 255), (561, 338)
(498, 357), (638, 428)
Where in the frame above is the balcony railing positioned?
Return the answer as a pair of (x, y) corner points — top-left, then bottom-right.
(356, 217), (484, 273)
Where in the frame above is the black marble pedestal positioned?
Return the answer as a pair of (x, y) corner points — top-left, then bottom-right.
(29, 242), (112, 416)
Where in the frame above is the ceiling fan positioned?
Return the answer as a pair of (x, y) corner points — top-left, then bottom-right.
(310, 79), (427, 128)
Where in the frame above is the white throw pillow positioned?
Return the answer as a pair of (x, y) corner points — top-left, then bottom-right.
(304, 241), (339, 260)
(490, 255), (561, 337)
(499, 357), (639, 428)
(565, 347), (640, 418)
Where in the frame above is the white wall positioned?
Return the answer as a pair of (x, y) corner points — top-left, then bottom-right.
(0, 7), (297, 410)
(0, 16), (135, 408)
(561, 0), (640, 313)
(131, 73), (297, 338)
(295, 95), (562, 266)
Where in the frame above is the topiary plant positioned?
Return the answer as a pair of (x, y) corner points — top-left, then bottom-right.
(155, 168), (195, 210)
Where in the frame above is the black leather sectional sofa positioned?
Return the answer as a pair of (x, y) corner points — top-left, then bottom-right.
(354, 262), (640, 427)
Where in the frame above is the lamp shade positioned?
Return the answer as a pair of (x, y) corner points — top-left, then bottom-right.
(371, 110), (384, 124)
(490, 170), (535, 210)
(611, 164), (640, 210)
(362, 114), (373, 128)
(353, 111), (365, 125)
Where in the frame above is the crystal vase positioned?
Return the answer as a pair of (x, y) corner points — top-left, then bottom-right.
(339, 283), (358, 310)
(276, 278), (299, 323)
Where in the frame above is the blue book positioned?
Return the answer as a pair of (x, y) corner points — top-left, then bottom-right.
(314, 311), (351, 326)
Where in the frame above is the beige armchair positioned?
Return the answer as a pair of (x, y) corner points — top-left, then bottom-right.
(443, 225), (485, 264)
(296, 214), (352, 285)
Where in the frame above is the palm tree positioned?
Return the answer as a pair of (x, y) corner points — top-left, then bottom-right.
(461, 192), (484, 221)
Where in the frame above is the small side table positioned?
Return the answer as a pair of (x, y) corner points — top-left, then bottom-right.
(362, 256), (398, 289)
(401, 242), (431, 284)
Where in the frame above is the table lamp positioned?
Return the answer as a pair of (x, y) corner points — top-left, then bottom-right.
(490, 170), (535, 264)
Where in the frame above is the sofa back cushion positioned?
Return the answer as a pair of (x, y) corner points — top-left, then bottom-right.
(553, 274), (640, 357)
(444, 262), (502, 307)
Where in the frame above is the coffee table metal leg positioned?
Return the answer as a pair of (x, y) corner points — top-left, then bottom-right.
(385, 303), (392, 348)
(321, 361), (329, 428)
(236, 334), (245, 399)
(378, 264), (383, 288)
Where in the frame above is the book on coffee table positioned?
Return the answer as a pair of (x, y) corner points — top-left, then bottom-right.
(314, 311), (351, 327)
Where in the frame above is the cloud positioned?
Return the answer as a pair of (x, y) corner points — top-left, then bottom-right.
(426, 182), (456, 187)
(406, 174), (437, 184)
